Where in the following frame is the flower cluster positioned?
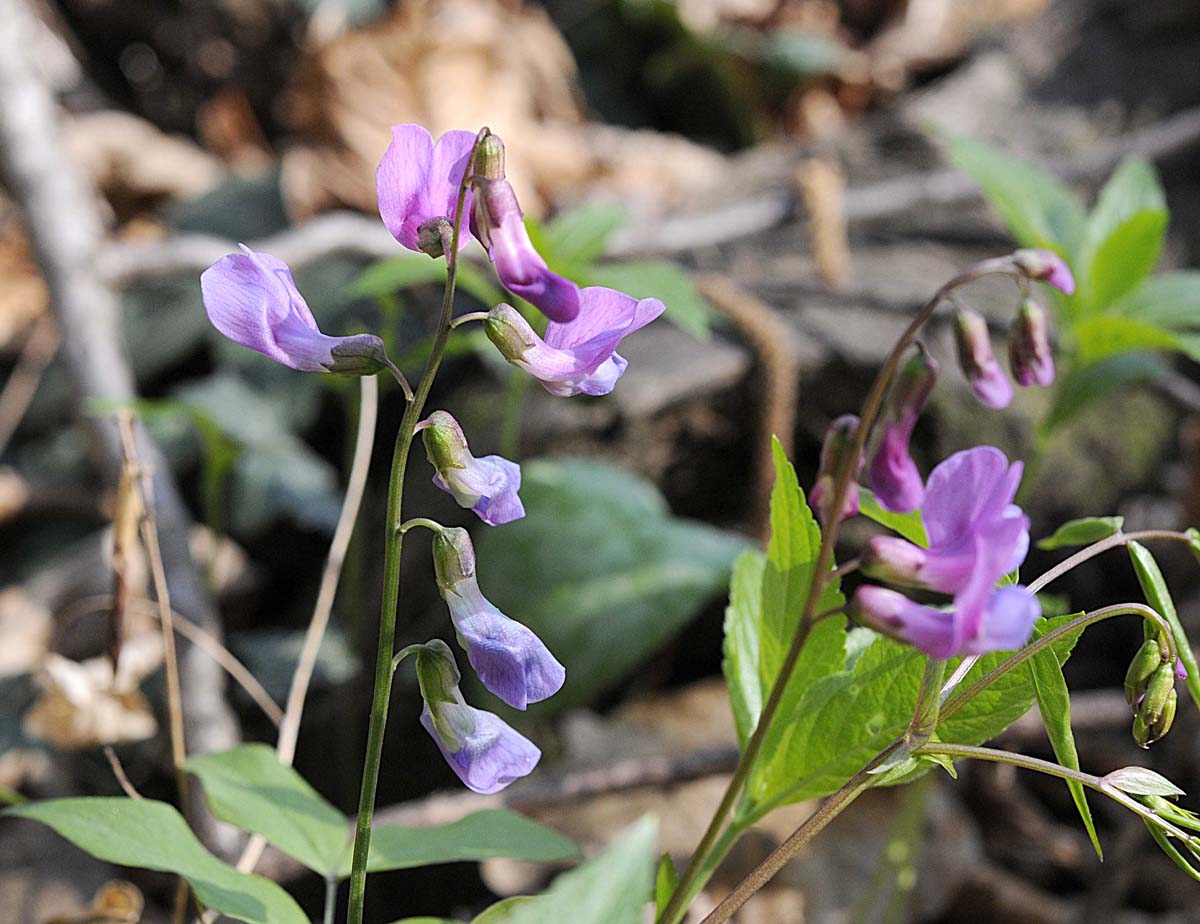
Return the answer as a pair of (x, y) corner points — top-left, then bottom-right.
(200, 125), (664, 793)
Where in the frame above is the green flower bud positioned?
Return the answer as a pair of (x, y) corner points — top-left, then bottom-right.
(419, 411), (470, 473)
(484, 304), (538, 364)
(474, 133), (506, 181)
(1139, 662), (1177, 726)
(1152, 689), (1177, 742)
(431, 526), (477, 592)
(414, 639), (462, 709)
(1132, 713), (1152, 749)
(1125, 638), (1163, 707)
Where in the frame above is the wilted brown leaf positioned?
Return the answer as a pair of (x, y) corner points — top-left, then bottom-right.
(0, 586), (52, 677)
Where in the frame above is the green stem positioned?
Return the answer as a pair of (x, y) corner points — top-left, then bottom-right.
(345, 134), (481, 924)
(659, 258), (1018, 924)
(398, 517), (444, 535)
(323, 876), (336, 924)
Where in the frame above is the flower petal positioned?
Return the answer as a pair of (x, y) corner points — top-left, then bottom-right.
(961, 585), (1041, 655)
(420, 703), (541, 794)
(921, 447), (1011, 549)
(377, 124), (434, 252)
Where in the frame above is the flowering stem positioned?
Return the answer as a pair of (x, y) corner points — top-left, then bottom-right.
(385, 360), (415, 402)
(659, 257), (1020, 924)
(939, 603), (1174, 719)
(449, 311), (491, 329)
(398, 517), (444, 535)
(345, 133), (483, 924)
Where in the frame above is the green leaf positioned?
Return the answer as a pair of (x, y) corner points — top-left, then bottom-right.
(506, 817), (656, 924)
(1074, 315), (1180, 365)
(342, 810), (580, 877)
(1080, 210), (1167, 312)
(949, 137), (1086, 259)
(352, 254), (505, 308)
(474, 899), (538, 923)
(187, 744), (348, 875)
(7, 798), (307, 924)
(1037, 516), (1124, 550)
(1102, 767), (1186, 797)
(1078, 160), (1167, 310)
(1025, 619), (1102, 859)
(858, 487), (928, 547)
(1146, 822), (1200, 883)
(1041, 352), (1168, 435)
(535, 203), (628, 271)
(1128, 542), (1200, 713)
(654, 853), (679, 917)
(723, 550), (766, 748)
(1111, 271), (1200, 329)
(475, 459), (749, 710)
(584, 260), (716, 338)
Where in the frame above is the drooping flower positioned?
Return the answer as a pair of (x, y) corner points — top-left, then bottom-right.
(953, 310), (1013, 409)
(471, 134), (580, 322)
(484, 289), (666, 398)
(416, 411), (524, 526)
(432, 527), (564, 710)
(810, 415), (863, 526)
(201, 246), (391, 375)
(412, 640), (540, 794)
(868, 346), (938, 513)
(1012, 249), (1075, 295)
(1008, 299), (1055, 387)
(376, 124), (478, 257)
(856, 445), (1039, 657)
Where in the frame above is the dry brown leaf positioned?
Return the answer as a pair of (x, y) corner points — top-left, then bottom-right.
(43, 880), (144, 924)
(23, 634), (161, 750)
(0, 586), (52, 677)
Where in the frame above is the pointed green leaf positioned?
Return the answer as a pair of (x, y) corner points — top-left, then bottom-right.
(1025, 619), (1102, 859)
(1040, 352), (1168, 435)
(187, 743), (348, 875)
(1111, 271), (1200, 329)
(723, 549), (767, 747)
(1103, 767), (1186, 797)
(506, 818), (656, 924)
(6, 798), (308, 924)
(1080, 210), (1167, 311)
(338, 809), (580, 877)
(1037, 516), (1124, 550)
(1074, 315), (1180, 365)
(949, 137), (1086, 259)
(654, 852), (679, 917)
(858, 486), (928, 547)
(1128, 541), (1200, 713)
(1146, 822), (1200, 883)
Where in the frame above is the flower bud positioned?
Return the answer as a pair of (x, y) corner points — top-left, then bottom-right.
(809, 414), (862, 525)
(953, 311), (1012, 409)
(1012, 249), (1075, 295)
(474, 133), (505, 181)
(1125, 638), (1163, 708)
(1008, 299), (1055, 387)
(484, 304), (539, 364)
(418, 411), (470, 474)
(868, 346), (937, 513)
(1138, 662), (1177, 727)
(326, 334), (393, 377)
(1132, 713), (1152, 749)
(861, 535), (928, 587)
(413, 639), (462, 710)
(1153, 689), (1178, 742)
(431, 526), (477, 592)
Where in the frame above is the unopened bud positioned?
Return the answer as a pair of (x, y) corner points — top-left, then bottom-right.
(1012, 249), (1075, 295)
(1153, 689), (1178, 742)
(327, 334), (392, 377)
(1125, 638), (1163, 708)
(484, 304), (539, 364)
(417, 217), (453, 258)
(1132, 713), (1151, 748)
(474, 133), (506, 181)
(868, 346), (937, 513)
(414, 639), (462, 708)
(417, 411), (469, 473)
(1139, 662), (1177, 727)
(862, 535), (928, 588)
(809, 414), (862, 525)
(431, 526), (477, 592)
(953, 310), (1012, 409)
(891, 345), (939, 420)
(1008, 299), (1055, 387)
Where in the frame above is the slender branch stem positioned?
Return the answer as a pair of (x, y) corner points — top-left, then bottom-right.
(385, 362), (415, 402)
(398, 517), (444, 535)
(940, 604), (1172, 721)
(323, 876), (337, 924)
(346, 132), (483, 924)
(829, 557), (861, 583)
(449, 311), (491, 329)
(660, 258), (1019, 924)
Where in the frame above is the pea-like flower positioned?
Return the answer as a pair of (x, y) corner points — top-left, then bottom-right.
(471, 134), (580, 322)
(809, 415), (863, 526)
(376, 124), (478, 257)
(484, 289), (666, 398)
(868, 347), (938, 513)
(953, 310), (1013, 409)
(416, 411), (524, 526)
(432, 527), (564, 710)
(201, 246), (391, 375)
(1012, 249), (1075, 295)
(856, 445), (1040, 657)
(412, 640), (540, 794)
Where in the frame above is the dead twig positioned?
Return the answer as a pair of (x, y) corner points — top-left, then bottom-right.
(102, 746), (143, 800)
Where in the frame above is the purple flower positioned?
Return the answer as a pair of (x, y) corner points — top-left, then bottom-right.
(1013, 249), (1075, 295)
(484, 289), (666, 398)
(857, 446), (1039, 657)
(953, 310), (1013, 409)
(420, 704), (541, 794)
(412, 640), (540, 794)
(1008, 299), (1055, 387)
(810, 415), (862, 526)
(473, 177), (580, 322)
(201, 246), (390, 374)
(416, 411), (524, 526)
(432, 528), (564, 710)
(868, 347), (938, 513)
(376, 124), (478, 257)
